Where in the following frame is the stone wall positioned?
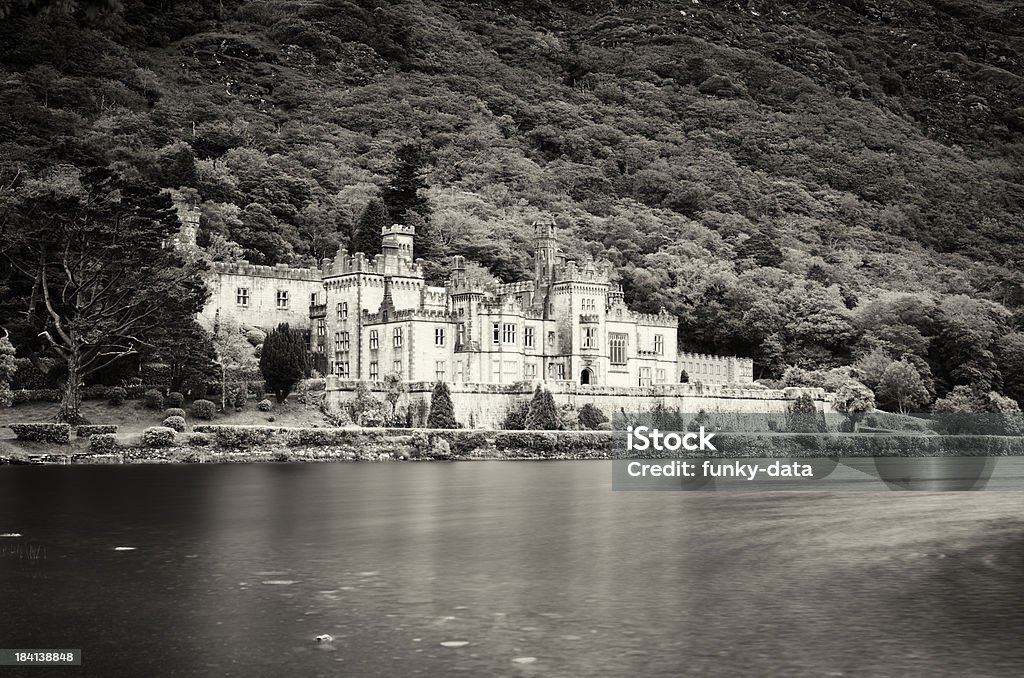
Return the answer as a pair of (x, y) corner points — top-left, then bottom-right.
(324, 378), (833, 429)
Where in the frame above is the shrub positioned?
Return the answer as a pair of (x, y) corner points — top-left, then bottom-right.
(162, 415), (187, 432)
(260, 323), (310, 402)
(232, 387), (246, 410)
(525, 386), (560, 430)
(144, 388), (164, 410)
(165, 391), (185, 408)
(185, 433), (212, 447)
(502, 399), (530, 430)
(193, 424), (281, 448)
(108, 386), (127, 406)
(257, 398), (273, 411)
(577, 403), (609, 430)
(89, 433), (119, 454)
(427, 381), (457, 428)
(77, 424), (118, 437)
(192, 399), (216, 420)
(80, 384), (111, 400)
(9, 423), (72, 444)
(165, 407), (187, 419)
(142, 426), (175, 447)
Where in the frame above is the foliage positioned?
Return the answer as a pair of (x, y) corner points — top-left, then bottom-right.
(88, 432), (119, 453)
(1, 0), (1023, 402)
(165, 392), (185, 408)
(0, 165), (207, 423)
(427, 381), (457, 429)
(191, 399), (216, 420)
(8, 422), (71, 443)
(142, 426), (176, 447)
(501, 399), (530, 430)
(77, 424), (117, 437)
(259, 322), (310, 403)
(525, 385), (560, 430)
(352, 198), (388, 257)
(143, 389), (164, 410)
(257, 398), (273, 411)
(878, 359), (931, 414)
(785, 394), (826, 433)
(577, 403), (608, 429)
(164, 407), (186, 419)
(162, 415), (186, 432)
(0, 332), (17, 407)
(348, 381), (385, 426)
(106, 386), (127, 407)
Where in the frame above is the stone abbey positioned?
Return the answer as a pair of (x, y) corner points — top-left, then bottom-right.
(200, 220), (755, 389)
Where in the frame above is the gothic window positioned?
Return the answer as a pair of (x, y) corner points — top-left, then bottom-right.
(609, 333), (627, 365)
(654, 334), (664, 355)
(547, 331), (555, 348)
(583, 327), (598, 349)
(656, 369), (666, 384)
(337, 302), (348, 320)
(435, 327), (445, 346)
(235, 288), (249, 306)
(457, 324), (466, 346)
(524, 326), (535, 348)
(317, 319), (326, 337)
(276, 290), (289, 309)
(639, 367), (652, 387)
(369, 361), (379, 380)
(393, 359), (402, 376)
(369, 330), (379, 350)
(435, 361), (446, 381)
(492, 323), (500, 344)
(524, 363), (537, 378)
(502, 323), (516, 344)
(393, 327), (403, 348)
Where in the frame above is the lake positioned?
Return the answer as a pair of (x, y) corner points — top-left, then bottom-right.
(1, 461), (1022, 677)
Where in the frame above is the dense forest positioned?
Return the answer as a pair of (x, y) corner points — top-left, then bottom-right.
(1, 0), (1023, 415)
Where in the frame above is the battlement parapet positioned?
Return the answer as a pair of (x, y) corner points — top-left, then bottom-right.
(553, 257), (614, 284)
(625, 308), (678, 327)
(212, 261), (323, 281)
(498, 281), (535, 296)
(326, 250), (424, 278)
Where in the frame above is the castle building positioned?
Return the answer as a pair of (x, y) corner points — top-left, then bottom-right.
(200, 221), (754, 387)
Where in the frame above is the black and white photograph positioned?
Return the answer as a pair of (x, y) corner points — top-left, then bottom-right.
(0, 0), (1022, 675)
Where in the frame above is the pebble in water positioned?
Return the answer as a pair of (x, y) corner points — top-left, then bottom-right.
(440, 641), (469, 648)
(316, 634), (334, 643)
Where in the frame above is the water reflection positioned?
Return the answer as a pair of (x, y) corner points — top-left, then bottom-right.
(0, 463), (1022, 677)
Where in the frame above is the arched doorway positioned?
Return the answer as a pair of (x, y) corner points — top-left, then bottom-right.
(580, 368), (593, 385)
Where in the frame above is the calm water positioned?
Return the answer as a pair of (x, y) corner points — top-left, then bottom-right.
(0, 462), (1022, 677)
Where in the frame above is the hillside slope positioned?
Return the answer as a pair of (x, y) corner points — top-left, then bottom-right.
(1, 0), (1022, 401)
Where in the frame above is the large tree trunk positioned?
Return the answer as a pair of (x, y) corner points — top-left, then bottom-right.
(57, 347), (87, 425)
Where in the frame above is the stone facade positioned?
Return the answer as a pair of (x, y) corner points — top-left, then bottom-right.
(197, 217), (755, 389)
(312, 221), (751, 387)
(200, 261), (323, 332)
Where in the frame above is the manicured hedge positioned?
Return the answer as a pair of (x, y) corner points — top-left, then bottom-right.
(162, 415), (187, 432)
(89, 433), (119, 453)
(191, 399), (216, 420)
(9, 423), (72, 443)
(191, 424), (284, 448)
(77, 424), (118, 437)
(142, 426), (175, 447)
(164, 407), (187, 419)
